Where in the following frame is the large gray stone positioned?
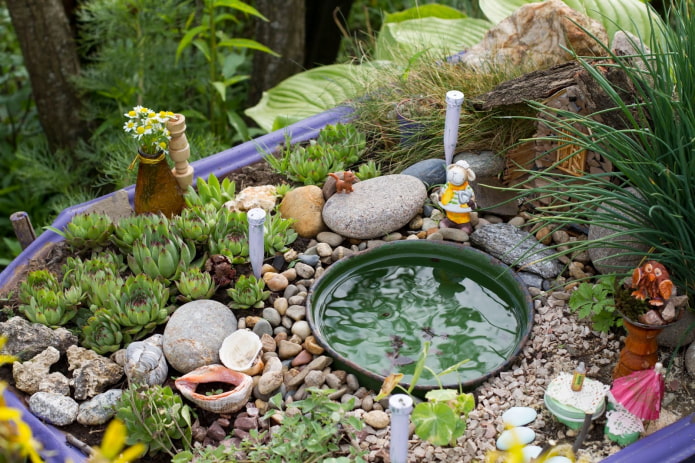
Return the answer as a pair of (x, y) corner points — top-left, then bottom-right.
(322, 175), (427, 239)
(470, 223), (562, 279)
(77, 389), (123, 426)
(162, 299), (237, 373)
(0, 316), (77, 361)
(587, 188), (650, 275)
(401, 158), (446, 189)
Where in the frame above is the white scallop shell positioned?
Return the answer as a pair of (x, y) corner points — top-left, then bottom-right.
(174, 364), (253, 413)
(124, 334), (168, 386)
(219, 329), (263, 373)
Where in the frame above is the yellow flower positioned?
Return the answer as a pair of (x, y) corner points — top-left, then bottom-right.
(88, 419), (145, 463)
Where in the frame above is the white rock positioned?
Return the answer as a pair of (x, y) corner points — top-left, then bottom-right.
(546, 457), (572, 463)
(496, 426), (535, 450)
(502, 406), (537, 427)
(522, 445), (543, 462)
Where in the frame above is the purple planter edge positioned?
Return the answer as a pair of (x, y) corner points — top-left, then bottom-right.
(601, 413), (695, 462)
(0, 105), (353, 290)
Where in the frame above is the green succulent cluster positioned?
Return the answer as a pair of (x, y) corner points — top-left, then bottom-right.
(226, 274), (270, 309)
(18, 270), (82, 328)
(208, 208), (249, 263)
(81, 273), (171, 354)
(127, 221), (197, 285)
(264, 212), (297, 255)
(185, 174), (236, 209)
(355, 160), (382, 180)
(264, 123), (366, 186)
(176, 267), (217, 303)
(172, 204), (217, 246)
(49, 212), (115, 250)
(111, 214), (163, 253)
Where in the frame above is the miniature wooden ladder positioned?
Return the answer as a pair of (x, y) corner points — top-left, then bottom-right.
(167, 114), (194, 190)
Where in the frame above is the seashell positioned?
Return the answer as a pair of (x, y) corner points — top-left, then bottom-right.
(174, 364), (253, 413)
(496, 426), (535, 450)
(124, 334), (168, 386)
(219, 329), (263, 375)
(502, 406), (537, 427)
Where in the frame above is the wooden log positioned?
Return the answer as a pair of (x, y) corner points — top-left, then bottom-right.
(10, 211), (36, 249)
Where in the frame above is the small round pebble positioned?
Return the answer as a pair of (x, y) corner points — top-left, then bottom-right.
(364, 410), (389, 429)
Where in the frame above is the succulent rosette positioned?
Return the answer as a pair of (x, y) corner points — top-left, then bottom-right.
(226, 274), (270, 309)
(127, 226), (196, 285)
(176, 267), (217, 303)
(49, 212), (115, 250)
(106, 274), (171, 342)
(81, 309), (125, 355)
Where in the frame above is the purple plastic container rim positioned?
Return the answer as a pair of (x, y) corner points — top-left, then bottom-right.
(0, 105), (353, 289)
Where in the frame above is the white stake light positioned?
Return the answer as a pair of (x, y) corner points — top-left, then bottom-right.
(247, 208), (266, 279)
(389, 394), (414, 463)
(444, 90), (464, 166)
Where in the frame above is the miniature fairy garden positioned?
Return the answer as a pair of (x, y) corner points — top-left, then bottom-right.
(2, 1), (695, 462)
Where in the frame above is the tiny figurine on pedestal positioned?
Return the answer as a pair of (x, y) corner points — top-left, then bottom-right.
(432, 160), (477, 233)
(328, 171), (357, 194)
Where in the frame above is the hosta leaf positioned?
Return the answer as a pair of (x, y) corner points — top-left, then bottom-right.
(479, 0), (663, 45)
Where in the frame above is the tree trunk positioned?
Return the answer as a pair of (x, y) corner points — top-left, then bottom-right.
(6, 0), (86, 151)
(248, 0), (306, 107)
(305, 0), (354, 67)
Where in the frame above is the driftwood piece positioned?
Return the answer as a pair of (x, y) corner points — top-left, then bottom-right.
(472, 62), (582, 110)
(472, 60), (638, 131)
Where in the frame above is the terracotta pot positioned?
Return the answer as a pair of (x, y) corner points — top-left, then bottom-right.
(133, 149), (186, 217)
(613, 317), (664, 379)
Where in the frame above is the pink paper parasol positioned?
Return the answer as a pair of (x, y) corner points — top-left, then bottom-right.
(610, 362), (665, 420)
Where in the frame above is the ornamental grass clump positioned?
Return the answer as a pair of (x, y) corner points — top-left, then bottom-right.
(509, 2), (695, 298)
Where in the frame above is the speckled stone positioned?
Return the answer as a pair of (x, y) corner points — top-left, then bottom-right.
(322, 175), (427, 240)
(162, 300), (237, 373)
(29, 392), (79, 426)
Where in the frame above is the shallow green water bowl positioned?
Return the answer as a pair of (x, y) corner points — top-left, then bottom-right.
(306, 240), (534, 396)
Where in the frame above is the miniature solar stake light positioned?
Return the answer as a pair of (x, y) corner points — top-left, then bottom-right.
(247, 208), (266, 279)
(444, 90), (464, 166)
(389, 394), (413, 463)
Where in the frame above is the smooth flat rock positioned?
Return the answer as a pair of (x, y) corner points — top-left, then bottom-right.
(322, 175), (427, 239)
(471, 223), (562, 278)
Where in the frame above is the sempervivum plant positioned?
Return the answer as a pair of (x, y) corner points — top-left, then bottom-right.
(18, 270), (81, 328)
(208, 209), (249, 264)
(226, 274), (269, 309)
(172, 204), (217, 246)
(112, 213), (168, 254)
(176, 267), (217, 303)
(264, 211), (298, 256)
(61, 253), (125, 290)
(49, 212), (115, 250)
(81, 309), (125, 355)
(105, 274), (171, 342)
(127, 223), (196, 285)
(185, 173), (236, 209)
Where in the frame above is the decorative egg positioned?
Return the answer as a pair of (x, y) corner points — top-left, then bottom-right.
(496, 426), (536, 450)
(502, 406), (538, 427)
(546, 457), (572, 463)
(522, 445), (543, 462)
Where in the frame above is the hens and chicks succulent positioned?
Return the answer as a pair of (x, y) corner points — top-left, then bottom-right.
(22, 174), (297, 354)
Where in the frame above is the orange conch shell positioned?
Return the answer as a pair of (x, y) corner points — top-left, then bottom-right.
(174, 364), (253, 413)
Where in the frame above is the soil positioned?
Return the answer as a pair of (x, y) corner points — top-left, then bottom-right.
(2, 159), (695, 462)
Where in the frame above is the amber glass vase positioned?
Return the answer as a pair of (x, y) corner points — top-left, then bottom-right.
(133, 149), (186, 217)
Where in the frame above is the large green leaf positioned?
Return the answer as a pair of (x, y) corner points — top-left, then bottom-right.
(384, 4), (467, 23)
(244, 64), (375, 132)
(478, 0), (663, 44)
(375, 17), (492, 62)
(412, 402), (465, 446)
